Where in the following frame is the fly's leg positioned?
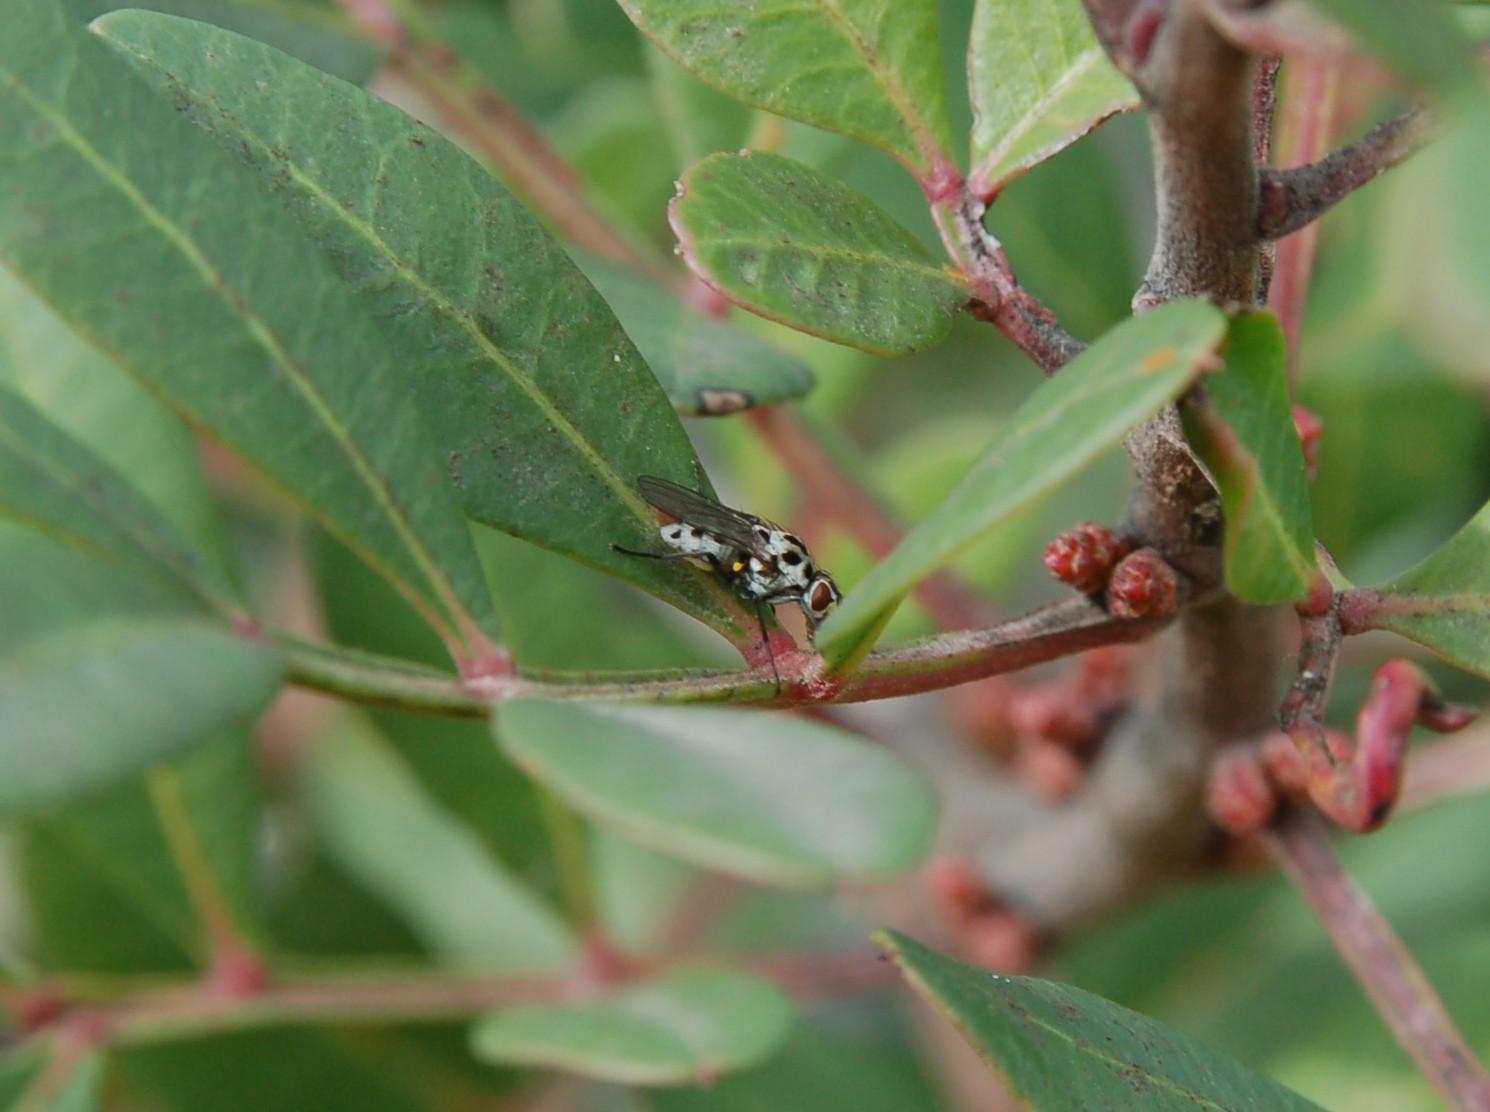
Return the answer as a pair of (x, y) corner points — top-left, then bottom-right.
(610, 544), (691, 560)
(754, 598), (782, 693)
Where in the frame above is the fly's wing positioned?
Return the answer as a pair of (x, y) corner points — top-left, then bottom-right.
(634, 475), (772, 552)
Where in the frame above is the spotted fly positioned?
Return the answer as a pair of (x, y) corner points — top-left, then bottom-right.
(612, 475), (841, 687)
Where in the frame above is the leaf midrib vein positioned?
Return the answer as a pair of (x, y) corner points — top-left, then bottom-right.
(809, 0), (944, 170)
(1, 58), (470, 640)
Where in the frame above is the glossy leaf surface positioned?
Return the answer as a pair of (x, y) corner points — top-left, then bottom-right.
(1182, 312), (1316, 604)
(470, 969), (793, 1084)
(298, 715), (577, 971)
(496, 699), (939, 886)
(93, 11), (737, 631)
(817, 300), (1229, 663)
(616, 0), (954, 176)
(0, 0), (499, 650)
(672, 151), (968, 355)
(968, 0), (1138, 196)
(879, 931), (1326, 1111)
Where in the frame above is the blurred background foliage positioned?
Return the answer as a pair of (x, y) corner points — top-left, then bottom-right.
(4, 0), (1490, 1108)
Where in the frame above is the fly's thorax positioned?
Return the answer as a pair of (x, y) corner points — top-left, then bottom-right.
(734, 541), (817, 601)
(625, 475), (842, 638)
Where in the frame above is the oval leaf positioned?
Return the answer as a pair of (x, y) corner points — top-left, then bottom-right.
(0, 383), (237, 613)
(299, 715), (577, 972)
(672, 151), (969, 355)
(617, 0), (954, 176)
(495, 699), (939, 887)
(1181, 311), (1316, 604)
(877, 931), (1327, 1112)
(470, 969), (794, 1085)
(0, 588), (282, 812)
(576, 254), (815, 415)
(968, 0), (1138, 197)
(1363, 497), (1490, 678)
(0, 0), (498, 651)
(94, 10), (740, 634)
(817, 300), (1229, 663)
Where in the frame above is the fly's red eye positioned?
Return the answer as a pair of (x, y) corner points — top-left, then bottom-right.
(809, 581), (834, 613)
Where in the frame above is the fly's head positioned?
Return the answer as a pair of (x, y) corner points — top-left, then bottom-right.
(800, 571), (841, 637)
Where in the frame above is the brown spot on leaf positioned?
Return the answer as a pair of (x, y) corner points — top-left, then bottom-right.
(1139, 347), (1176, 373)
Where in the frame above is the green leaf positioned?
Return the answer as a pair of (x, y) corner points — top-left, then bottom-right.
(15, 1051), (105, 1112)
(967, 0), (1138, 196)
(817, 300), (1229, 663)
(1181, 312), (1316, 604)
(95, 11), (738, 635)
(0, 383), (237, 612)
(0, 0), (499, 653)
(495, 699), (939, 887)
(576, 255), (815, 415)
(77, 0), (384, 84)
(0, 1048), (45, 1109)
(0, 618), (281, 815)
(672, 152), (968, 355)
(298, 714), (578, 972)
(649, 1025), (947, 1112)
(0, 266), (226, 570)
(470, 969), (794, 1085)
(21, 732), (263, 971)
(0, 533), (282, 814)
(616, 0), (954, 177)
(1364, 498), (1490, 678)
(1305, 0), (1476, 98)
(877, 930), (1327, 1112)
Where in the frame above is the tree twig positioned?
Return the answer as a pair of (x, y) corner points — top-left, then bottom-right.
(931, 191), (1085, 374)
(1258, 108), (1431, 244)
(1266, 55), (1340, 371)
(278, 598), (1178, 713)
(1263, 807), (1490, 1112)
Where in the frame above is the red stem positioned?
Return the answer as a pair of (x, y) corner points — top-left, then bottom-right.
(1263, 808), (1490, 1111)
(1269, 56), (1340, 380)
